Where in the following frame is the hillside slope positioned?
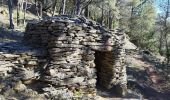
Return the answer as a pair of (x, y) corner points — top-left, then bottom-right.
(126, 50), (170, 100)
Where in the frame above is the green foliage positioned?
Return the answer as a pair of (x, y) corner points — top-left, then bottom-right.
(127, 0), (157, 51)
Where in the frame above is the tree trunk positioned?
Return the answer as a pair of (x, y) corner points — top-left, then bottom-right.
(38, 1), (42, 18)
(84, 5), (89, 17)
(52, 0), (57, 16)
(35, 0), (40, 19)
(72, 0), (76, 14)
(8, 0), (14, 29)
(165, 32), (169, 64)
(159, 30), (164, 56)
(61, 0), (67, 15)
(76, 0), (81, 15)
(100, 4), (104, 26)
(24, 0), (27, 25)
(108, 10), (113, 29)
(17, 1), (21, 26)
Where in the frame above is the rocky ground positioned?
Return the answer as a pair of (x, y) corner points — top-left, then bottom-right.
(126, 50), (170, 100)
(0, 28), (170, 100)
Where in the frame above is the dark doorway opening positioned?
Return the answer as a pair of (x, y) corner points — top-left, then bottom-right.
(94, 50), (120, 97)
(94, 50), (103, 86)
(94, 50), (114, 88)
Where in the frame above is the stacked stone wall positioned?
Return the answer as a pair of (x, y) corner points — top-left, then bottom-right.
(23, 16), (127, 98)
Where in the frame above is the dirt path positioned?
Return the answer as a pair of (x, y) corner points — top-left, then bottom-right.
(127, 52), (170, 100)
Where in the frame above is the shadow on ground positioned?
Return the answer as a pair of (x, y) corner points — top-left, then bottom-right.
(0, 28), (24, 42)
(127, 53), (170, 100)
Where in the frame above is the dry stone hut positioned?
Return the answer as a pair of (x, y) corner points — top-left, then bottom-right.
(24, 15), (127, 98)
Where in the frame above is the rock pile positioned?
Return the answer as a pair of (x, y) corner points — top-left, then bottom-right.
(0, 42), (47, 99)
(23, 15), (127, 98)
